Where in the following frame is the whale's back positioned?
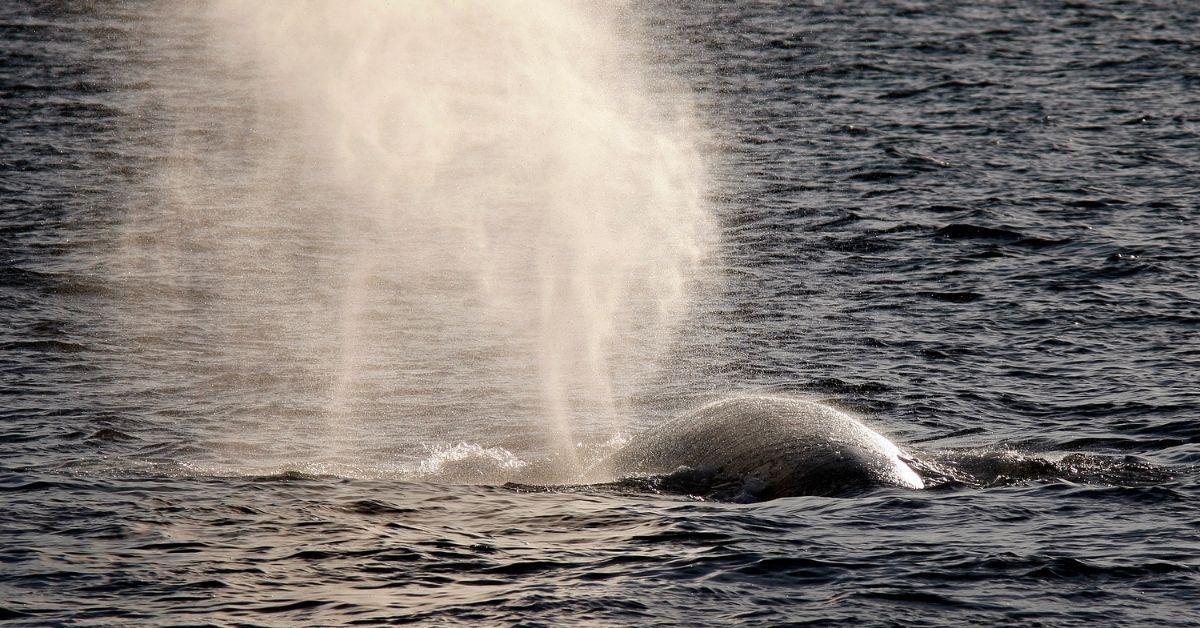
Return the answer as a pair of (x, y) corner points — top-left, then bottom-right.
(612, 396), (923, 499)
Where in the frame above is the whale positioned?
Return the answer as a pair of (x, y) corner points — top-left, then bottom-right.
(609, 395), (924, 500)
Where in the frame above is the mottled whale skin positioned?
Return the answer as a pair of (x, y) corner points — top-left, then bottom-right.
(611, 395), (924, 500)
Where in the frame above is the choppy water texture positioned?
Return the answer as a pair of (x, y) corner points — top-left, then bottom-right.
(3, 1), (1199, 625)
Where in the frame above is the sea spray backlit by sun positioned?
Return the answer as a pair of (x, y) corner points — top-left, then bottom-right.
(120, 1), (714, 478)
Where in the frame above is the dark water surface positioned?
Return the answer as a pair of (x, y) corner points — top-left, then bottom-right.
(3, 1), (1199, 625)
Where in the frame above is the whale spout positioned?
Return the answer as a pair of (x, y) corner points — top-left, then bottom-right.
(610, 395), (924, 500)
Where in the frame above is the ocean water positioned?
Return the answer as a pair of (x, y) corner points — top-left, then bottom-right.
(2, 1), (1198, 625)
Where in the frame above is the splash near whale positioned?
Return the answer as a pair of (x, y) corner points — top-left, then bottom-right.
(610, 395), (924, 500)
(115, 1), (715, 475)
